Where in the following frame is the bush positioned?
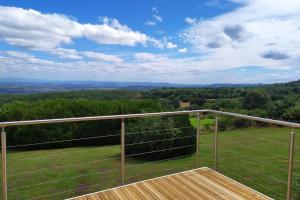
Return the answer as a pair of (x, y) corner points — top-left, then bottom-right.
(1, 99), (165, 149)
(125, 116), (196, 161)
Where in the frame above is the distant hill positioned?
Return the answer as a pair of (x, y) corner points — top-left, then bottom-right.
(0, 78), (263, 94)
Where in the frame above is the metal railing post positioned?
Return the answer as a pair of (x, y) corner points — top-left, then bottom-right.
(196, 112), (201, 168)
(1, 127), (7, 200)
(287, 128), (295, 200)
(213, 116), (218, 171)
(120, 119), (125, 185)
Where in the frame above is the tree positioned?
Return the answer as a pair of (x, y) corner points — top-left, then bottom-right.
(242, 91), (272, 110)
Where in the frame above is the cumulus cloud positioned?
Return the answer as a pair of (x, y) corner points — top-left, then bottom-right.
(166, 42), (177, 49)
(0, 6), (153, 50)
(182, 0), (300, 70)
(223, 24), (247, 42)
(50, 48), (82, 60)
(152, 7), (159, 14)
(145, 7), (163, 26)
(153, 14), (163, 22)
(178, 48), (187, 53)
(82, 51), (123, 62)
(185, 17), (197, 25)
(145, 21), (156, 26)
(261, 51), (290, 60)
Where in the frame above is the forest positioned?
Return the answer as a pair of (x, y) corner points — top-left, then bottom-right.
(0, 79), (299, 151)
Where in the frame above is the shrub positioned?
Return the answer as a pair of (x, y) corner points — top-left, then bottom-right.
(125, 116), (196, 161)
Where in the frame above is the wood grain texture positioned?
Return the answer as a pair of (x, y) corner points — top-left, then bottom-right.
(72, 167), (272, 200)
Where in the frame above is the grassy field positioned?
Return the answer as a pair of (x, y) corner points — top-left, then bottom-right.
(189, 117), (214, 127)
(2, 127), (300, 200)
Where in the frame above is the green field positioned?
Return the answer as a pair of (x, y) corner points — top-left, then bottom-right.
(3, 127), (300, 200)
(189, 117), (215, 128)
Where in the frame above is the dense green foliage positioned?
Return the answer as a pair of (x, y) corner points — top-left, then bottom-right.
(126, 116), (195, 160)
(144, 80), (300, 122)
(0, 99), (165, 148)
(0, 79), (299, 151)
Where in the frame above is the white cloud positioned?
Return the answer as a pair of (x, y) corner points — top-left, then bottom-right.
(145, 21), (156, 26)
(0, 6), (155, 51)
(82, 51), (123, 63)
(134, 53), (157, 61)
(178, 48), (187, 53)
(50, 48), (82, 60)
(185, 17), (197, 25)
(182, 0), (300, 70)
(5, 51), (33, 59)
(166, 42), (177, 49)
(153, 14), (163, 22)
(151, 7), (159, 14)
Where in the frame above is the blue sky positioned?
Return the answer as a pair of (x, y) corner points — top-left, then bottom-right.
(0, 0), (299, 84)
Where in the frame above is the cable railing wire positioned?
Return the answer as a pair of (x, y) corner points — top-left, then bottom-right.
(7, 133), (121, 149)
(125, 135), (195, 146)
(125, 164), (194, 181)
(9, 155), (120, 178)
(126, 126), (194, 136)
(221, 149), (288, 173)
(219, 156), (287, 185)
(8, 144), (120, 163)
(26, 181), (112, 200)
(219, 168), (285, 199)
(8, 167), (119, 191)
(126, 153), (195, 170)
(125, 144), (196, 158)
(220, 137), (289, 162)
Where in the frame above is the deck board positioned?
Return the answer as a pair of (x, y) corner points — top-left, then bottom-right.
(72, 167), (272, 200)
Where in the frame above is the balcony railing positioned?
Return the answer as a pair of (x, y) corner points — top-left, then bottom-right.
(0, 109), (299, 200)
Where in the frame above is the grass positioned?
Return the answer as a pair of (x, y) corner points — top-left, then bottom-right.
(2, 127), (300, 200)
(189, 117), (214, 128)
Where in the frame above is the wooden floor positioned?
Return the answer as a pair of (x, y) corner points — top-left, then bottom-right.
(72, 167), (272, 200)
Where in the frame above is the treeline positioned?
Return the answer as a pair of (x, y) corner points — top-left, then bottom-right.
(0, 99), (165, 148)
(145, 80), (300, 122)
(0, 98), (196, 159)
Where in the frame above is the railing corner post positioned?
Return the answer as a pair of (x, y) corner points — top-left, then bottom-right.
(214, 115), (218, 171)
(1, 127), (7, 200)
(196, 112), (201, 168)
(120, 119), (125, 185)
(287, 128), (295, 200)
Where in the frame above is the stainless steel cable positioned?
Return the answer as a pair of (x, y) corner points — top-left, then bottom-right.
(8, 155), (120, 178)
(8, 167), (118, 191)
(7, 133), (121, 148)
(125, 144), (196, 158)
(125, 135), (195, 146)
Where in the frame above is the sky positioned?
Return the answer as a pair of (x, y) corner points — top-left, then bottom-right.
(0, 0), (300, 84)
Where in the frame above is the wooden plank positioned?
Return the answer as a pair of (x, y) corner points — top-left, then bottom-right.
(129, 184), (157, 200)
(149, 179), (184, 200)
(205, 169), (272, 200)
(86, 193), (102, 200)
(179, 172), (228, 200)
(74, 197), (87, 200)
(119, 185), (142, 200)
(110, 188), (129, 200)
(173, 174), (219, 200)
(195, 168), (266, 200)
(97, 190), (116, 200)
(158, 177), (198, 200)
(166, 175), (207, 200)
(187, 170), (245, 200)
(137, 182), (168, 200)
(73, 167), (272, 200)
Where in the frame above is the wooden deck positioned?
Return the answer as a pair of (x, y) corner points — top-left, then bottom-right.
(72, 167), (272, 200)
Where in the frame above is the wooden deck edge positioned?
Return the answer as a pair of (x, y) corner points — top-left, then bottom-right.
(67, 167), (273, 200)
(66, 167), (210, 200)
(211, 169), (274, 200)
